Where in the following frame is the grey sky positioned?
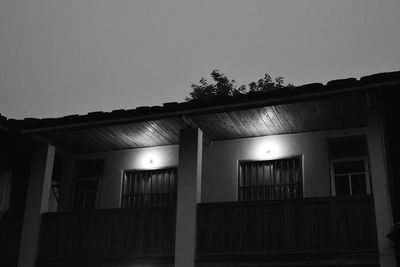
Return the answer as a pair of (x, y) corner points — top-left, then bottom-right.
(1, 0), (399, 119)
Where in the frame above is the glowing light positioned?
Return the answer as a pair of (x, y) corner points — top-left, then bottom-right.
(253, 139), (284, 160)
(124, 146), (178, 171)
(136, 149), (169, 169)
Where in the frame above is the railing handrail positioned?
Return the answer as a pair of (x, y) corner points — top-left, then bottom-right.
(196, 194), (378, 255)
(38, 205), (176, 264)
(197, 195), (373, 208)
(42, 205), (176, 217)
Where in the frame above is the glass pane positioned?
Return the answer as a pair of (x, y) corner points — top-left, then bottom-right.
(335, 175), (350, 196)
(123, 168), (177, 207)
(73, 179), (98, 210)
(351, 174), (367, 195)
(76, 180), (98, 191)
(264, 164), (272, 185)
(257, 163), (264, 186)
(73, 192), (84, 210)
(84, 191), (97, 210)
(328, 136), (367, 159)
(239, 158), (301, 201)
(75, 159), (103, 177)
(334, 160), (365, 174)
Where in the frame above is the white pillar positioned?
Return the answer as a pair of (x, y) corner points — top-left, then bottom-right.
(367, 99), (396, 267)
(18, 143), (55, 267)
(174, 128), (203, 267)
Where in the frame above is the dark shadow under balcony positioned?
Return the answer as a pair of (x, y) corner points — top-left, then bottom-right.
(196, 195), (379, 266)
(37, 207), (176, 267)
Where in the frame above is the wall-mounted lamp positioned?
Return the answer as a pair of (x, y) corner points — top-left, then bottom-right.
(253, 140), (283, 160)
(129, 146), (176, 170)
(139, 151), (163, 169)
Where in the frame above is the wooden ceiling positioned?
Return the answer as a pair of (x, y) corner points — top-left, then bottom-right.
(41, 118), (187, 153)
(41, 94), (367, 154)
(191, 95), (367, 140)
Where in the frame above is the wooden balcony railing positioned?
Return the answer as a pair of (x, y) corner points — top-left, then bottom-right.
(37, 207), (176, 266)
(37, 196), (379, 265)
(196, 195), (379, 263)
(0, 215), (24, 266)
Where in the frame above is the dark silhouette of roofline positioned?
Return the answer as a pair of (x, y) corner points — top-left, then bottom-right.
(4, 70), (400, 133)
(0, 114), (9, 131)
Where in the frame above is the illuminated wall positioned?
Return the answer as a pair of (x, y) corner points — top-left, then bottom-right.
(74, 145), (179, 209)
(72, 127), (367, 208)
(201, 127), (367, 202)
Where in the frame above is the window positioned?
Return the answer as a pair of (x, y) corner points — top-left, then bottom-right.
(121, 168), (177, 208)
(72, 159), (103, 211)
(328, 136), (370, 196)
(239, 157), (302, 201)
(331, 159), (369, 196)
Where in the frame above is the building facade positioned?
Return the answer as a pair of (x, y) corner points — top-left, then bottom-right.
(1, 71), (399, 267)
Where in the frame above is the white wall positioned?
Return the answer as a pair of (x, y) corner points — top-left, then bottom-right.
(75, 145), (179, 209)
(201, 127), (367, 202)
(67, 123), (395, 266)
(73, 127), (368, 208)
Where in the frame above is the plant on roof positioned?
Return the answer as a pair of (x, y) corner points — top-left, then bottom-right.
(186, 70), (294, 101)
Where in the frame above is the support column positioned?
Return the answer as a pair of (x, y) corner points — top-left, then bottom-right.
(174, 128), (203, 267)
(367, 95), (396, 267)
(18, 143), (55, 267)
(58, 157), (74, 211)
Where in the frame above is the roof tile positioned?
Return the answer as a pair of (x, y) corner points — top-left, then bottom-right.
(326, 78), (358, 89)
(360, 71), (400, 84)
(5, 70), (399, 131)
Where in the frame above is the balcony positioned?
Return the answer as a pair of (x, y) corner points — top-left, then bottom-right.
(36, 206), (176, 267)
(196, 195), (379, 265)
(36, 196), (379, 266)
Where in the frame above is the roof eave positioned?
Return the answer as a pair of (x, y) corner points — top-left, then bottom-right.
(18, 81), (395, 134)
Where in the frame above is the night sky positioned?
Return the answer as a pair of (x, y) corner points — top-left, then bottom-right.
(1, 0), (399, 119)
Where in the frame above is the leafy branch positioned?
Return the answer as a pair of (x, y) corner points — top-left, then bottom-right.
(186, 70), (293, 101)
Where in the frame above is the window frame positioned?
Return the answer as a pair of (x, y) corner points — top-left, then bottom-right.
(330, 156), (371, 196)
(71, 159), (103, 211)
(120, 167), (178, 208)
(72, 175), (102, 211)
(238, 156), (303, 202)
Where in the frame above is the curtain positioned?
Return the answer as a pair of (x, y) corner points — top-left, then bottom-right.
(239, 158), (301, 201)
(123, 168), (177, 208)
(0, 170), (12, 218)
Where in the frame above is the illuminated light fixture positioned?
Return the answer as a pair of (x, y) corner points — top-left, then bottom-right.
(137, 150), (165, 169)
(254, 139), (284, 160)
(134, 146), (175, 170)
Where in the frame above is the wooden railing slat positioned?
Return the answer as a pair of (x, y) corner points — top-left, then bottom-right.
(196, 195), (378, 255)
(37, 207), (176, 263)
